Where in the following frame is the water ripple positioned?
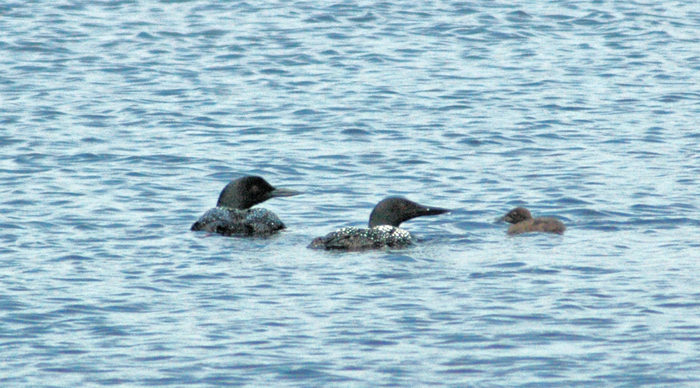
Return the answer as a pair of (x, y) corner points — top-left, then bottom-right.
(2, 0), (700, 387)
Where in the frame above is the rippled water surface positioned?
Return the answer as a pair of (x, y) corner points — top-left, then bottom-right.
(2, 1), (700, 386)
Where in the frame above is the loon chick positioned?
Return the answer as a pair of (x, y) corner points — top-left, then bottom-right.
(191, 176), (301, 237)
(308, 197), (449, 251)
(499, 207), (566, 235)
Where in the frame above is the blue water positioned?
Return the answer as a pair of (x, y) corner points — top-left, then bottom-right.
(2, 1), (700, 386)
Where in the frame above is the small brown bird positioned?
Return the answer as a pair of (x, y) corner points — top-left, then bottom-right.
(499, 207), (566, 235)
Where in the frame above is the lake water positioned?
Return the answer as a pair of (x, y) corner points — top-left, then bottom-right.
(2, 1), (700, 386)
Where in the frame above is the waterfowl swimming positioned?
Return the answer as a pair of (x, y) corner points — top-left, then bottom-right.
(308, 197), (449, 251)
(499, 207), (566, 235)
(191, 175), (301, 237)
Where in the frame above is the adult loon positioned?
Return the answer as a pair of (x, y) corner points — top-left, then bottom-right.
(308, 197), (449, 251)
(191, 176), (301, 237)
(498, 207), (566, 235)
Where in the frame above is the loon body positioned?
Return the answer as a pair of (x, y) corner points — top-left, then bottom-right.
(308, 197), (449, 251)
(499, 207), (566, 235)
(191, 176), (301, 237)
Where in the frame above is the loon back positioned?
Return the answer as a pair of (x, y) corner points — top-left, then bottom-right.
(191, 207), (286, 237)
(307, 225), (413, 251)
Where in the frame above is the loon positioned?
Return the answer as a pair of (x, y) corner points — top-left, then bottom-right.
(191, 175), (301, 237)
(308, 197), (449, 251)
(499, 207), (566, 235)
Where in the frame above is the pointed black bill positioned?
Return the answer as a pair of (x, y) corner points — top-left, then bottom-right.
(417, 206), (450, 218)
(269, 187), (302, 198)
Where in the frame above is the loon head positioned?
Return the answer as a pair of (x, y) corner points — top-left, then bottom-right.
(216, 175), (302, 210)
(368, 197), (449, 228)
(499, 207), (533, 224)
